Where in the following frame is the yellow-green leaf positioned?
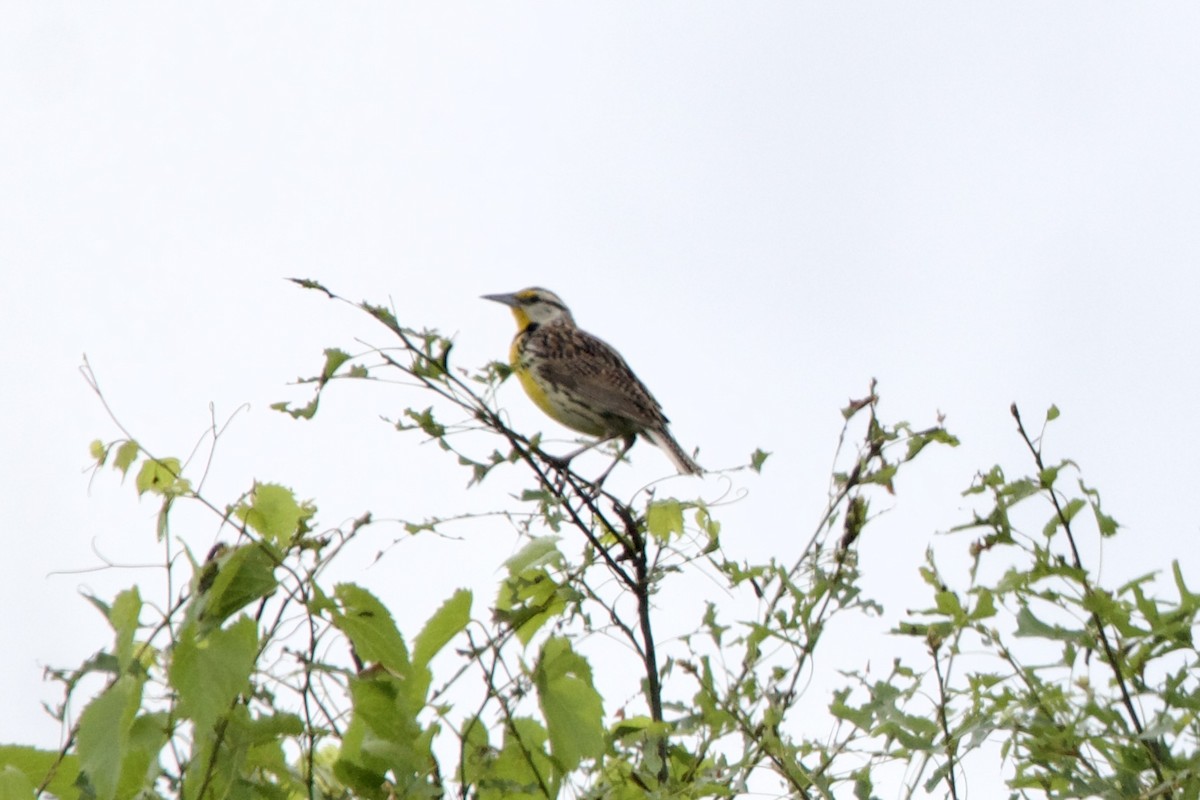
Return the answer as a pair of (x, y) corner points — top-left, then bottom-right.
(534, 637), (604, 772)
(236, 483), (313, 547)
(134, 458), (187, 497)
(113, 440), (140, 477)
(169, 616), (258, 735)
(76, 675), (142, 800)
(331, 584), (410, 674)
(647, 500), (684, 541)
(413, 589), (471, 670)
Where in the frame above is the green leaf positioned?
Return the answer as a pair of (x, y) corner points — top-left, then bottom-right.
(271, 397), (319, 420)
(191, 544), (279, 631)
(362, 302), (400, 331)
(412, 589), (471, 670)
(646, 500), (684, 540)
(749, 448), (771, 473)
(332, 711), (391, 796)
(486, 718), (555, 800)
(934, 590), (965, 622)
(112, 441), (139, 476)
(402, 406), (446, 438)
(609, 715), (665, 741)
(495, 569), (570, 646)
(970, 588), (997, 621)
(76, 675), (142, 800)
(998, 477), (1039, 502)
(1042, 498), (1077, 537)
(1038, 466), (1060, 488)
(0, 765), (36, 800)
(287, 277), (333, 295)
(829, 688), (873, 730)
(504, 537), (562, 574)
(89, 440), (109, 466)
(1014, 606), (1085, 643)
(0, 747), (80, 800)
(534, 637), (604, 772)
(109, 588), (142, 672)
(1081, 481), (1120, 538)
(321, 348), (351, 380)
(904, 427), (960, 460)
(115, 714), (169, 800)
(339, 673), (434, 791)
(1046, 404), (1060, 421)
(169, 615), (258, 735)
(331, 584), (410, 674)
(853, 767), (873, 800)
(468, 719), (556, 800)
(862, 464), (898, 489)
(134, 457), (188, 498)
(235, 483), (313, 547)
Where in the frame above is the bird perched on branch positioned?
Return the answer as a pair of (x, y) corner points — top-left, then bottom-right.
(483, 287), (702, 476)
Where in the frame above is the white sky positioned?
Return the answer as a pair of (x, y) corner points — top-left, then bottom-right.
(3, 4), (1199, 796)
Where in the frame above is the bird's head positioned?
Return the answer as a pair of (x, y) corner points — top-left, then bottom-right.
(482, 287), (576, 330)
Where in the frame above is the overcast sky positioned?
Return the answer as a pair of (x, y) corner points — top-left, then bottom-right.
(3, 4), (1199, 796)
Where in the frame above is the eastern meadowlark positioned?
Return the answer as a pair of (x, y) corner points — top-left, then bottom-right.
(483, 287), (703, 476)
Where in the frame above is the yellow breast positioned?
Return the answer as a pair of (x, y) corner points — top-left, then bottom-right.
(509, 334), (607, 437)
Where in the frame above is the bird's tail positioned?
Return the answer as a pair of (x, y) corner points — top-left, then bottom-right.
(645, 427), (703, 475)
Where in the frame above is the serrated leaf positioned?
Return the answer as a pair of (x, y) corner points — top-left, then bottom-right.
(169, 616), (258, 735)
(0, 764), (36, 799)
(89, 440), (109, 466)
(191, 544), (279, 631)
(853, 768), (873, 800)
(341, 674), (433, 785)
(862, 464), (898, 489)
(534, 637), (604, 772)
(134, 458), (188, 497)
(1038, 466), (1059, 488)
(271, 397), (319, 420)
(504, 537), (562, 574)
(320, 348), (351, 380)
(109, 588), (142, 672)
(115, 714), (168, 800)
(113, 441), (140, 477)
(362, 302), (400, 331)
(904, 427), (960, 461)
(970, 588), (997, 620)
(0, 747), (80, 800)
(332, 710), (391, 795)
(484, 718), (555, 799)
(236, 483), (312, 547)
(495, 568), (568, 647)
(403, 406), (445, 438)
(287, 277), (333, 296)
(1014, 606), (1084, 643)
(1042, 497), (1086, 538)
(934, 590), (965, 620)
(829, 688), (873, 730)
(331, 584), (410, 674)
(412, 589), (471, 670)
(646, 500), (684, 540)
(76, 675), (142, 800)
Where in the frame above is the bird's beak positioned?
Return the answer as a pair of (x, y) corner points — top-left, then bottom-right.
(482, 292), (520, 308)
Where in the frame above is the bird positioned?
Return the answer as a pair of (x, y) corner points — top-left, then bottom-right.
(483, 287), (702, 476)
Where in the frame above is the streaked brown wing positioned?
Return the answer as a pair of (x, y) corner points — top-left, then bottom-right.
(528, 325), (667, 430)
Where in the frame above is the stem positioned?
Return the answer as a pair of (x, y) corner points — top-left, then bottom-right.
(1011, 404), (1170, 792)
(930, 643), (960, 800)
